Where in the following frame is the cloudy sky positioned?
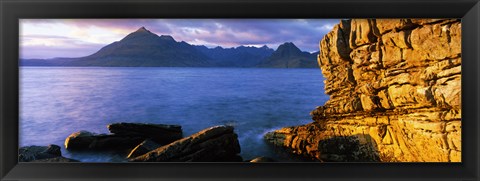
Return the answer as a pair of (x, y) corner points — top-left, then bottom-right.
(20, 19), (339, 59)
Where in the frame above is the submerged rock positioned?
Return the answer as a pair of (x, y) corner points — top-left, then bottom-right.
(130, 125), (242, 162)
(19, 144), (78, 162)
(107, 122), (182, 145)
(64, 131), (144, 150)
(127, 139), (162, 159)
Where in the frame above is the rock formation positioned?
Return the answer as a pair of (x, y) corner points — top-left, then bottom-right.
(265, 19), (461, 162)
(64, 131), (145, 150)
(19, 144), (79, 162)
(130, 125), (242, 162)
(64, 123), (242, 162)
(65, 123), (182, 151)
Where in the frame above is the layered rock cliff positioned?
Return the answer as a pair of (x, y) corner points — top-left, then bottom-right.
(265, 19), (461, 162)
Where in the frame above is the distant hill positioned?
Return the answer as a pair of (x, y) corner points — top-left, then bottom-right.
(195, 45), (274, 67)
(21, 27), (318, 68)
(257, 42), (318, 68)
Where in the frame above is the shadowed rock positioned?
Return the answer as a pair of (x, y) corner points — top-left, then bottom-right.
(130, 125), (242, 162)
(19, 144), (78, 162)
(108, 122), (182, 145)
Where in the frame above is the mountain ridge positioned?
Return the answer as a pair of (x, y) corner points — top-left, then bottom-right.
(21, 27), (319, 68)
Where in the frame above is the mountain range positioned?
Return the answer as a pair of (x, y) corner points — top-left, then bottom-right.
(21, 27), (319, 68)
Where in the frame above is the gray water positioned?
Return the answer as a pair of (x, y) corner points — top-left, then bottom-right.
(20, 67), (328, 162)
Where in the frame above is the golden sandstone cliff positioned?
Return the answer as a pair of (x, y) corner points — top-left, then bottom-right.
(265, 19), (461, 162)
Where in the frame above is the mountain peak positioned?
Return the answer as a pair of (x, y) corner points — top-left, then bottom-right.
(275, 42), (302, 55)
(257, 42), (317, 68)
(120, 27), (158, 42)
(136, 26), (149, 32)
(278, 42), (297, 48)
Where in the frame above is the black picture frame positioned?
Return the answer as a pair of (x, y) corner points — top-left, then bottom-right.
(1, 0), (479, 180)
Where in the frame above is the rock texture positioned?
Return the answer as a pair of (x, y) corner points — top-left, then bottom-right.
(130, 125), (242, 162)
(265, 19), (461, 162)
(19, 144), (79, 162)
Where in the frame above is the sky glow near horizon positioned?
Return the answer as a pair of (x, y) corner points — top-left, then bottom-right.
(20, 19), (339, 59)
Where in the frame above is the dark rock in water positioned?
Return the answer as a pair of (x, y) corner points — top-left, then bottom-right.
(127, 139), (162, 159)
(64, 131), (144, 151)
(130, 125), (242, 162)
(108, 122), (182, 145)
(19, 145), (62, 162)
(43, 144), (62, 156)
(19, 144), (78, 162)
(32, 156), (80, 162)
(249, 156), (276, 162)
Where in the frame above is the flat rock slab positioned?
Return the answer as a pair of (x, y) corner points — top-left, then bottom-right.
(130, 125), (242, 162)
(64, 131), (144, 151)
(108, 122), (182, 145)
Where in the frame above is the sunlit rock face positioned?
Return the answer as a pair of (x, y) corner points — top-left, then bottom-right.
(265, 19), (461, 162)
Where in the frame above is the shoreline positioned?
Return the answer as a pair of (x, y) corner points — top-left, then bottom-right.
(20, 123), (317, 163)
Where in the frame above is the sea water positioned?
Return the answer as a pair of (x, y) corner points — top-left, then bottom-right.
(20, 66), (328, 162)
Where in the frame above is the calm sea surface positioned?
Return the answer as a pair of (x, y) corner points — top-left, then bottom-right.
(20, 67), (327, 162)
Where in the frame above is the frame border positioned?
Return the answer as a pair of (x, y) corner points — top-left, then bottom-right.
(1, 0), (479, 180)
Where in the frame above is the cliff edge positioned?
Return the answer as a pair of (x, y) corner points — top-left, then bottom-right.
(265, 19), (461, 162)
